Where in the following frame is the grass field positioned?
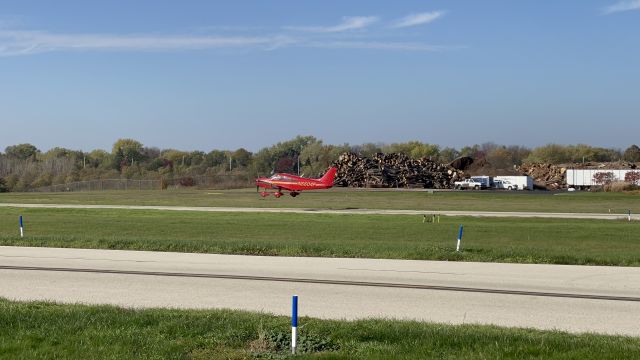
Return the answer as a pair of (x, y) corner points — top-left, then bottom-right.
(1, 188), (639, 214)
(1, 299), (638, 359)
(1, 207), (638, 266)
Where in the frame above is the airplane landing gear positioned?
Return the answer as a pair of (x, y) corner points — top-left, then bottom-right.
(274, 192), (284, 198)
(260, 191), (270, 197)
(290, 192), (300, 197)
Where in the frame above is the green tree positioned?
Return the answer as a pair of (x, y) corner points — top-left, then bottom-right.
(5, 144), (39, 160)
(526, 144), (620, 164)
(253, 135), (319, 174)
(351, 143), (382, 157)
(505, 145), (531, 166)
(459, 145), (480, 158)
(0, 177), (7, 192)
(188, 151), (206, 167)
(42, 147), (82, 159)
(205, 150), (227, 168)
(623, 145), (640, 162)
(87, 150), (112, 168)
(379, 141), (440, 159)
(299, 141), (344, 176)
(525, 144), (570, 163)
(146, 158), (166, 172)
(232, 148), (252, 168)
(438, 147), (460, 163)
(251, 148), (272, 176)
(141, 147), (161, 160)
(567, 144), (619, 163)
(485, 146), (513, 170)
(410, 143), (440, 159)
(162, 150), (190, 167)
(112, 139), (145, 170)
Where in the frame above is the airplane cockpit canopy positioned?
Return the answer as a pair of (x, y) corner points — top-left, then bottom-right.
(269, 174), (293, 181)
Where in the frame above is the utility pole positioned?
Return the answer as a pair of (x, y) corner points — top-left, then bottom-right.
(297, 144), (303, 176)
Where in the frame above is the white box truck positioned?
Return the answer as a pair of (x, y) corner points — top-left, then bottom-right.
(470, 176), (491, 189)
(492, 176), (534, 191)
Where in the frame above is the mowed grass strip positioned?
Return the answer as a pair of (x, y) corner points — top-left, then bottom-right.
(1, 208), (639, 266)
(0, 299), (638, 360)
(1, 188), (639, 214)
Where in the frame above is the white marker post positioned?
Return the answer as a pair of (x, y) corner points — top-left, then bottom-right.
(629, 210), (632, 222)
(456, 225), (463, 252)
(291, 295), (298, 354)
(19, 215), (24, 238)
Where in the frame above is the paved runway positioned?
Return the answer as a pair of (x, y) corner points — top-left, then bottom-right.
(1, 246), (639, 336)
(1, 203), (638, 220)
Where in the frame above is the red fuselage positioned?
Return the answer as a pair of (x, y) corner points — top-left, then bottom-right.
(256, 167), (337, 192)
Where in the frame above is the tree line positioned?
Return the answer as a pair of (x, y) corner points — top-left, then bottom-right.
(0, 136), (639, 192)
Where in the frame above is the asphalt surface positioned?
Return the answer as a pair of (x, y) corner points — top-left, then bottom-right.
(1, 203), (638, 220)
(1, 246), (639, 336)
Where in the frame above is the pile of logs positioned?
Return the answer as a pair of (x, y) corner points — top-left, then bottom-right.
(332, 153), (464, 189)
(517, 163), (567, 189)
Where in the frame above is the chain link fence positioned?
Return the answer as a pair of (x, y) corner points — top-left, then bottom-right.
(31, 175), (253, 192)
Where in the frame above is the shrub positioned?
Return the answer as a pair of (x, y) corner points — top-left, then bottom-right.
(624, 171), (640, 185)
(593, 171), (615, 185)
(604, 181), (639, 192)
(31, 172), (53, 188)
(179, 177), (195, 187)
(0, 177), (7, 192)
(3, 174), (19, 191)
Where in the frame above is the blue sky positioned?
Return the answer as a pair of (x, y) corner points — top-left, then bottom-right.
(1, 1), (639, 152)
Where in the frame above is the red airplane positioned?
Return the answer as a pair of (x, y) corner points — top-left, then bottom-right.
(256, 167), (337, 198)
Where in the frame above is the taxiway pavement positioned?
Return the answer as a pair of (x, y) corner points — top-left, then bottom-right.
(1, 246), (639, 336)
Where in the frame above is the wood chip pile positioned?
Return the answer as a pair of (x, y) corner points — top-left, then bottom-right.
(518, 161), (638, 189)
(332, 153), (464, 188)
(517, 163), (567, 189)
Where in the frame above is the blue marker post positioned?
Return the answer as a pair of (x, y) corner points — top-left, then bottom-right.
(456, 225), (463, 252)
(19, 215), (24, 238)
(292, 295), (298, 354)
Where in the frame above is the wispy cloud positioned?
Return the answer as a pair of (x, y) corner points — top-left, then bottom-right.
(0, 30), (296, 56)
(284, 16), (378, 33)
(391, 11), (445, 28)
(0, 19), (462, 56)
(602, 0), (640, 14)
(303, 40), (458, 52)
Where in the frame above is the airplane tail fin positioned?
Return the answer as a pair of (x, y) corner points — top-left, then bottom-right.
(318, 167), (338, 186)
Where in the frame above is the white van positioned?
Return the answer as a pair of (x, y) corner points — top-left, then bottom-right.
(493, 179), (518, 190)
